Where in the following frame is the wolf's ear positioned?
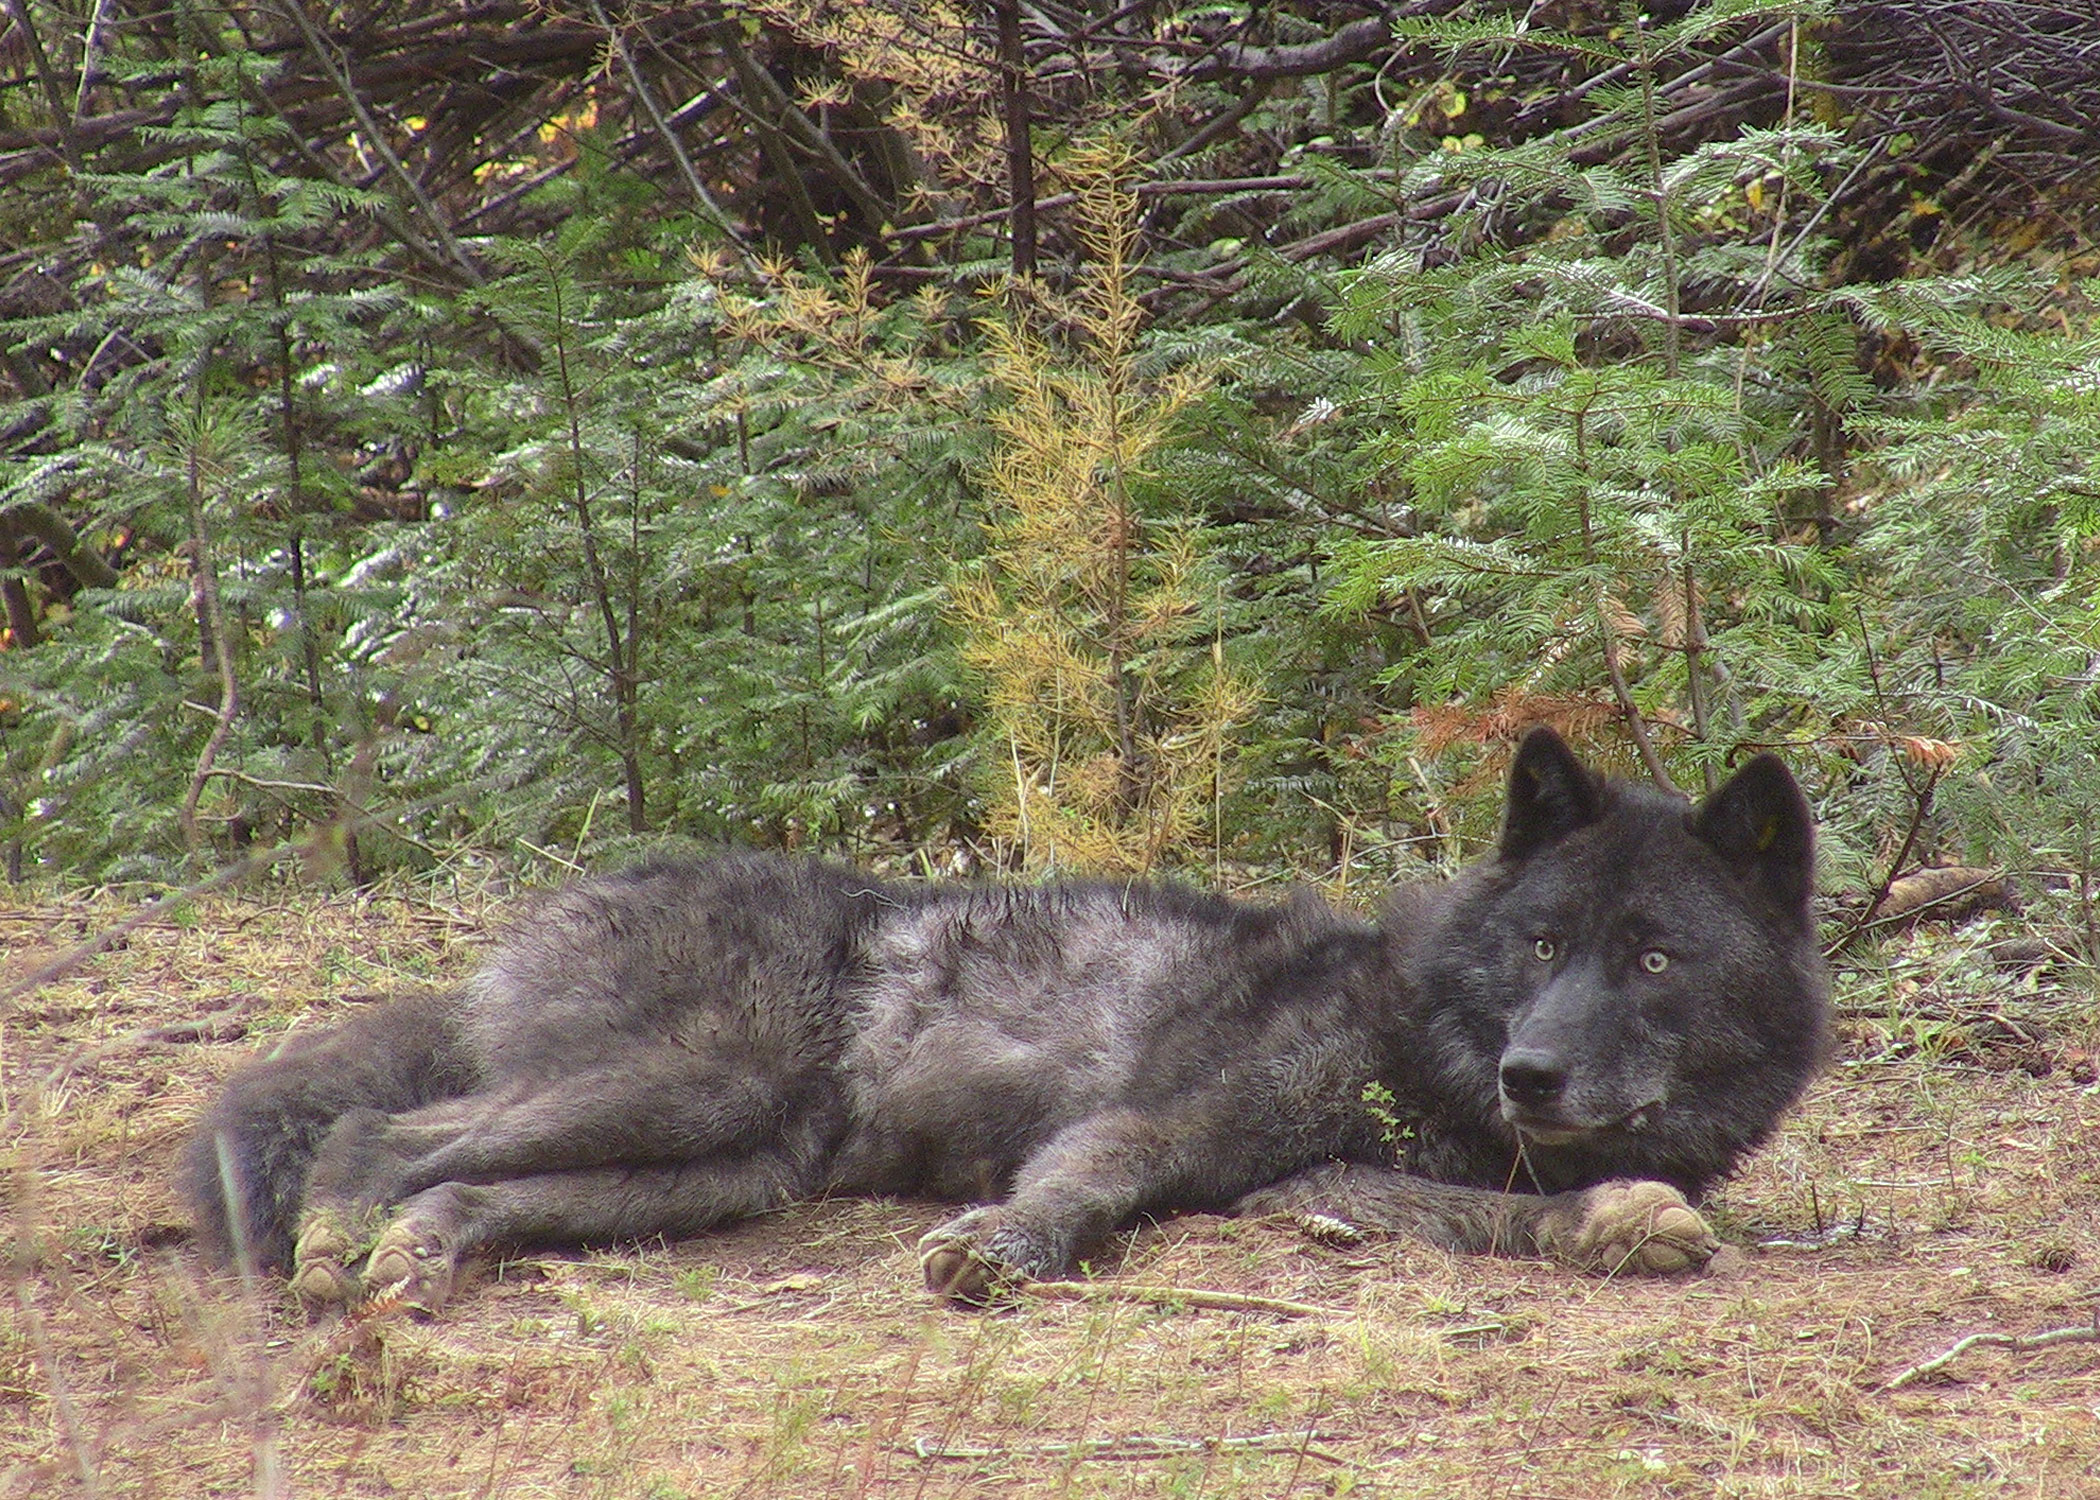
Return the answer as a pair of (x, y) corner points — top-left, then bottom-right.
(1690, 754), (1816, 916)
(1500, 727), (1606, 861)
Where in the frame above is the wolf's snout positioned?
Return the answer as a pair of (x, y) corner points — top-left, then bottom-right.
(1498, 1052), (1566, 1108)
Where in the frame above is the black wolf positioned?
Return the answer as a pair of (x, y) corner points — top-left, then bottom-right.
(183, 729), (1829, 1309)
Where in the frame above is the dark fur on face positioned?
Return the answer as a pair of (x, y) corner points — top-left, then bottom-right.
(1401, 735), (1830, 1195)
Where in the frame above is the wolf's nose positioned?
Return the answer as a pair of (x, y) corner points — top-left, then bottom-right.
(1499, 1053), (1566, 1107)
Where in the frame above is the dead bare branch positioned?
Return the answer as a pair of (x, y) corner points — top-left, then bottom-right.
(1018, 1279), (1335, 1318)
(1884, 1315), (2100, 1390)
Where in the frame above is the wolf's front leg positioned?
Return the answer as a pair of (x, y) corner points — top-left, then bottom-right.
(919, 1106), (1223, 1303)
(1233, 1163), (1718, 1276)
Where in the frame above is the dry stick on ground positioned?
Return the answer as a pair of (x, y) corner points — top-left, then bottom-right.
(1883, 1315), (2100, 1390)
(1017, 1280), (1335, 1318)
(31, 1006), (256, 1098)
(907, 1428), (1347, 1465)
(1867, 866), (2005, 925)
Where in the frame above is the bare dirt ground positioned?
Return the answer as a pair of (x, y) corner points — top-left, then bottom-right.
(3, 884), (2096, 1498)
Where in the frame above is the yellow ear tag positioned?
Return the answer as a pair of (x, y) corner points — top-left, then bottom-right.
(1755, 815), (1779, 853)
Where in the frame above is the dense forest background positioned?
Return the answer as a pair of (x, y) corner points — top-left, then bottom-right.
(1, 1), (2096, 941)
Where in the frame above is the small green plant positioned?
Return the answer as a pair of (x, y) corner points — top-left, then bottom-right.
(672, 1265), (718, 1303)
(1360, 1080), (1412, 1145)
(559, 1289), (609, 1338)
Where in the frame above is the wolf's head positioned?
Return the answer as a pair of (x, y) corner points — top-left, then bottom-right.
(1417, 728), (1831, 1196)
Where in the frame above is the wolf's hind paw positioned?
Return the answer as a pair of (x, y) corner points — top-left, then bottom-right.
(1567, 1180), (1719, 1275)
(291, 1212), (363, 1305)
(363, 1220), (458, 1312)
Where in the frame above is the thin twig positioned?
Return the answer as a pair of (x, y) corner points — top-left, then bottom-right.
(1017, 1280), (1335, 1318)
(71, 0), (118, 133)
(1884, 1315), (2100, 1390)
(706, 23), (832, 259)
(31, 1006), (255, 1100)
(278, 0), (485, 285)
(1829, 867), (1997, 954)
(0, 0), (86, 179)
(586, 0), (746, 254)
(179, 434), (241, 855)
(1597, 593), (1678, 794)
(1157, 78), (1275, 164)
(703, 17), (892, 230)
(1827, 604), (1944, 956)
(908, 1428), (1346, 1464)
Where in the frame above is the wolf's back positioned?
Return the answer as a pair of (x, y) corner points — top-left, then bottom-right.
(180, 990), (479, 1272)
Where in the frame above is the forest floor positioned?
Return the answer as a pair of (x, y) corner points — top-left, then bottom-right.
(2, 880), (2096, 1498)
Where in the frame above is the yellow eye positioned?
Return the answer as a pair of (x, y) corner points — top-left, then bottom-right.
(1641, 949), (1669, 974)
(1533, 938), (1557, 962)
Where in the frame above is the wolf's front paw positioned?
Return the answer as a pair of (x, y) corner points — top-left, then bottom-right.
(919, 1208), (1019, 1303)
(919, 1207), (1066, 1304)
(1562, 1180), (1718, 1275)
(362, 1218), (458, 1312)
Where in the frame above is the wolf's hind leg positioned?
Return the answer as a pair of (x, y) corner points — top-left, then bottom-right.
(290, 1062), (841, 1307)
(182, 990), (474, 1275)
(341, 1151), (821, 1310)
(305, 1054), (830, 1209)
(1233, 1164), (1718, 1275)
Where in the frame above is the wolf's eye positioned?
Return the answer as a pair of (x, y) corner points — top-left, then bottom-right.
(1640, 949), (1669, 974)
(1533, 937), (1558, 962)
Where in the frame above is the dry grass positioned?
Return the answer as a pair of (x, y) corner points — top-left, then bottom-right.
(3, 885), (2097, 1498)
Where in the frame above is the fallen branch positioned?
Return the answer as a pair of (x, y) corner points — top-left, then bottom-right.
(1017, 1280), (1334, 1318)
(1189, 15), (1392, 81)
(1871, 866), (2007, 924)
(908, 1427), (1345, 1464)
(1883, 1315), (2100, 1390)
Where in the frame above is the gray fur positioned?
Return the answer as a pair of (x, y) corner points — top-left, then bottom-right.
(182, 729), (1829, 1306)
